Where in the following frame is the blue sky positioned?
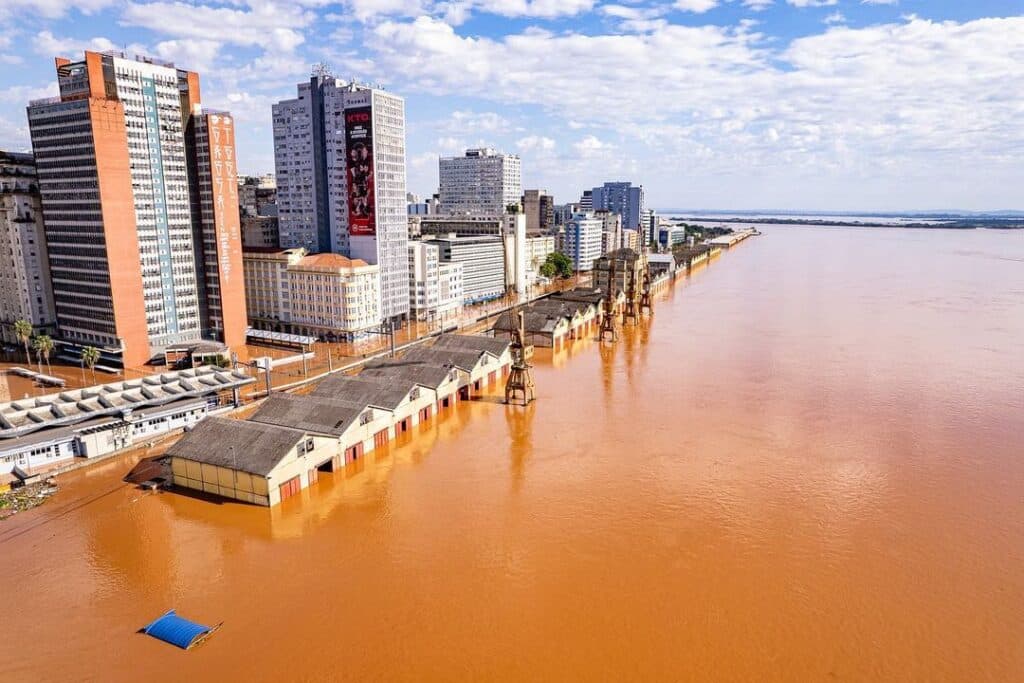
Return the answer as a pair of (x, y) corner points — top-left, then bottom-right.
(1, 0), (1021, 211)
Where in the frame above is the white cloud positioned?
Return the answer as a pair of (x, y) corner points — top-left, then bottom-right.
(573, 135), (612, 155)
(742, 0), (773, 9)
(787, 0), (838, 7)
(441, 110), (511, 134)
(674, 0), (719, 12)
(516, 135), (556, 152)
(368, 14), (1024, 207)
(121, 2), (313, 52)
(0, 0), (115, 20)
(33, 31), (120, 57)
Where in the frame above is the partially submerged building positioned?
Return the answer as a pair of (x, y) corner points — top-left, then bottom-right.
(168, 417), (337, 506)
(166, 334), (512, 507)
(0, 366), (254, 479)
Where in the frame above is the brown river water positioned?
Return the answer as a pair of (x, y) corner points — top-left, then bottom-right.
(2, 226), (1023, 681)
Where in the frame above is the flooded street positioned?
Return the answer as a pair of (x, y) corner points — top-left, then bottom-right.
(2, 226), (1023, 681)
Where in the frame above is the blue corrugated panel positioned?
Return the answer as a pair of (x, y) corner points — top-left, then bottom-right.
(142, 610), (215, 650)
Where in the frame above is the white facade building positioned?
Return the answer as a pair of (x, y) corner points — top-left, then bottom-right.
(438, 148), (521, 216)
(427, 235), (506, 304)
(273, 72), (409, 322)
(244, 248), (381, 340)
(597, 210), (623, 254)
(563, 213), (604, 272)
(0, 152), (55, 345)
(407, 242), (463, 322)
(525, 235), (555, 287)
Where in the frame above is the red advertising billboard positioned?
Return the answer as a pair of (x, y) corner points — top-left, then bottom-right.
(345, 106), (375, 236)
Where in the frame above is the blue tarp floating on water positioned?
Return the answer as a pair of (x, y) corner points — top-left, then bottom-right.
(142, 610), (221, 650)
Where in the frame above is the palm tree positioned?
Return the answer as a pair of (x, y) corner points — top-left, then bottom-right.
(13, 319), (32, 365)
(33, 335), (54, 376)
(81, 346), (101, 386)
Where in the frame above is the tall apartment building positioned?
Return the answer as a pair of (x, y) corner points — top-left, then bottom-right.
(273, 72), (409, 322)
(26, 51), (246, 367)
(407, 241), (463, 322)
(553, 202), (579, 226)
(243, 248), (380, 340)
(591, 181), (645, 230)
(579, 190), (592, 211)
(238, 174), (277, 217)
(438, 148), (521, 216)
(426, 235), (505, 304)
(0, 151), (56, 345)
(563, 213), (603, 272)
(522, 189), (554, 234)
(596, 210), (622, 254)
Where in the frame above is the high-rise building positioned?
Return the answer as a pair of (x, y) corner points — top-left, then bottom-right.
(596, 209), (622, 254)
(591, 181), (645, 230)
(579, 190), (592, 211)
(238, 174), (277, 218)
(407, 241), (463, 322)
(640, 208), (657, 246)
(26, 51), (246, 367)
(0, 151), (56, 345)
(553, 202), (579, 226)
(563, 213), (603, 272)
(273, 72), (409, 322)
(439, 148), (521, 216)
(426, 235), (506, 304)
(522, 189), (554, 234)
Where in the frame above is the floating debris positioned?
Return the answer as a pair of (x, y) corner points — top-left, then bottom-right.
(141, 610), (222, 650)
(0, 479), (59, 520)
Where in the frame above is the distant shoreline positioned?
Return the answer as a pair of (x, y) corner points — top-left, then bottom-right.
(668, 216), (1024, 230)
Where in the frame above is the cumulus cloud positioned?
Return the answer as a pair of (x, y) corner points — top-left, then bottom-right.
(675, 0), (719, 12)
(367, 14), (1024, 207)
(121, 1), (313, 52)
(516, 135), (556, 152)
(0, 0), (115, 20)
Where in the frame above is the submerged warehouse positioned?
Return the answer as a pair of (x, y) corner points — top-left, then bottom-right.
(167, 335), (513, 506)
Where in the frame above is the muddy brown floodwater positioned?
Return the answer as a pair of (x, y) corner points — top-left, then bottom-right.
(2, 226), (1023, 681)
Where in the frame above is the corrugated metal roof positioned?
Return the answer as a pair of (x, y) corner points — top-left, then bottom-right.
(166, 417), (304, 476)
(433, 334), (510, 357)
(360, 359), (454, 390)
(401, 346), (481, 372)
(0, 366), (253, 440)
(311, 374), (411, 411)
(250, 394), (362, 436)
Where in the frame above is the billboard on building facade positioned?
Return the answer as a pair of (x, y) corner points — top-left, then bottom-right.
(345, 106), (375, 236)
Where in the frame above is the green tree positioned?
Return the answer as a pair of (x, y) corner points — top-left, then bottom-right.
(33, 335), (55, 376)
(540, 252), (574, 279)
(550, 252), (574, 278)
(81, 346), (101, 385)
(13, 319), (32, 365)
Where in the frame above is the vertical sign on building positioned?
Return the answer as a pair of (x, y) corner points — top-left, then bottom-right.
(205, 113), (246, 348)
(345, 106), (375, 236)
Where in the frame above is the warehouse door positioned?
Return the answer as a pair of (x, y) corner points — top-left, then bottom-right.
(279, 476), (301, 502)
(344, 443), (363, 464)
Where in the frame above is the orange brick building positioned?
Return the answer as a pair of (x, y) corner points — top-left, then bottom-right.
(26, 51), (246, 367)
